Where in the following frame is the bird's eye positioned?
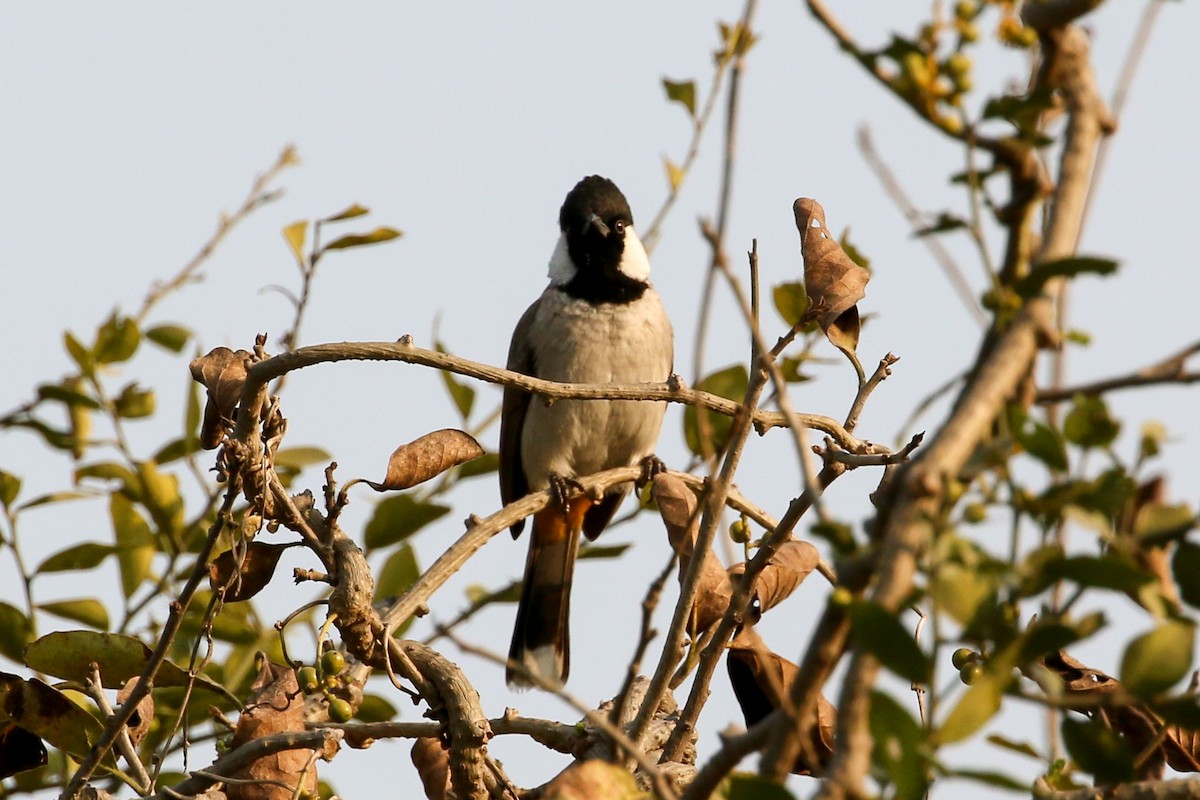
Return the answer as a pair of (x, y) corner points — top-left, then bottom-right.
(614, 219), (626, 235)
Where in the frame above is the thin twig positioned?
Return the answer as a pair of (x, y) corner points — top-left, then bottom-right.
(856, 127), (987, 327)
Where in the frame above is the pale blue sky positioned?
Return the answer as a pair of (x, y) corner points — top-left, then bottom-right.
(2, 3), (1198, 797)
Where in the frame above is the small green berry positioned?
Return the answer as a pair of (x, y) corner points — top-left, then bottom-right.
(729, 518), (750, 544)
(951, 648), (977, 670)
(831, 587), (853, 607)
(960, 661), (985, 685)
(328, 697), (354, 722)
(297, 666), (320, 694)
(964, 502), (987, 524)
(320, 649), (347, 677)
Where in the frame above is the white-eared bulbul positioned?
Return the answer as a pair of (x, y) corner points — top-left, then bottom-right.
(500, 175), (674, 688)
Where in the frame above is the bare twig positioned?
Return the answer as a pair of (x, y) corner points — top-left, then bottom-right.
(856, 128), (986, 327)
(136, 146), (296, 322)
(1036, 340), (1200, 403)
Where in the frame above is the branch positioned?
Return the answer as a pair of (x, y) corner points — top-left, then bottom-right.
(232, 338), (866, 449)
(324, 712), (585, 754)
(1036, 340), (1200, 403)
(144, 729), (342, 800)
(1034, 777), (1200, 800)
(804, 24), (1112, 800)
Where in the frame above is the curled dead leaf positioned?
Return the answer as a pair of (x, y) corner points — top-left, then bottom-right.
(727, 628), (836, 775)
(652, 473), (732, 634)
(365, 429), (485, 491)
(208, 542), (293, 602)
(189, 348), (253, 449)
(793, 198), (869, 356)
(228, 657), (318, 800)
(411, 736), (451, 800)
(115, 677), (153, 749)
(728, 540), (820, 624)
(1040, 649), (1200, 779)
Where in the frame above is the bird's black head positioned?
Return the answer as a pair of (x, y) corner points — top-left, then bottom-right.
(555, 175), (650, 305)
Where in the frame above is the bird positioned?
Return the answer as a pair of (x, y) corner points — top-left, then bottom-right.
(499, 175), (674, 688)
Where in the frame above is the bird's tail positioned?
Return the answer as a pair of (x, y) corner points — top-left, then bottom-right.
(507, 498), (591, 688)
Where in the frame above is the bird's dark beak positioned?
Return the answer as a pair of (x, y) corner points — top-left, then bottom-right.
(586, 212), (611, 237)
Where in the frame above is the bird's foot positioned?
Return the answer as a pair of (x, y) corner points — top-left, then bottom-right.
(636, 454), (667, 489)
(548, 473), (583, 514)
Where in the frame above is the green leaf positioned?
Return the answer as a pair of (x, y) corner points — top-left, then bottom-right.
(663, 157), (684, 191)
(321, 226), (402, 252)
(36, 382), (101, 409)
(110, 493), (154, 597)
(0, 603), (33, 663)
(944, 769), (1028, 792)
(114, 383), (155, 419)
(847, 601), (929, 683)
(273, 447), (334, 471)
(772, 281), (809, 327)
(354, 693), (398, 723)
(1063, 394), (1120, 449)
(283, 220), (308, 267)
(323, 203), (370, 222)
(0, 673), (115, 769)
(152, 436), (203, 464)
(38, 599), (109, 630)
(64, 331), (94, 376)
(0, 469), (20, 509)
(136, 461), (184, 535)
(684, 364), (748, 458)
(661, 78), (696, 117)
(75, 462), (139, 493)
(1014, 256), (1119, 299)
(145, 324), (191, 353)
(578, 542), (631, 560)
(457, 451), (500, 479)
(1008, 406), (1068, 472)
(936, 672), (1003, 744)
(1134, 502), (1196, 546)
(1040, 554), (1152, 594)
(1173, 541), (1200, 608)
(374, 543), (420, 602)
(364, 495), (450, 551)
(23, 631), (231, 697)
(94, 313), (140, 364)
(869, 691), (928, 800)
(35, 542), (116, 574)
(435, 341), (475, 420)
(16, 490), (91, 512)
(722, 773), (796, 800)
(1061, 717), (1134, 784)
(985, 734), (1041, 760)
(1119, 619), (1195, 696)
(913, 212), (968, 237)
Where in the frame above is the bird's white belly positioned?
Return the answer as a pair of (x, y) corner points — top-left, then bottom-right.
(520, 289), (673, 490)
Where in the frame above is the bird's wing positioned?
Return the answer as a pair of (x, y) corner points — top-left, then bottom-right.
(499, 296), (541, 537)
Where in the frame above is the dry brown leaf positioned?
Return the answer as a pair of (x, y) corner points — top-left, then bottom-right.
(227, 657), (318, 800)
(652, 473), (732, 634)
(189, 347), (253, 449)
(208, 542), (293, 603)
(1040, 649), (1200, 779)
(726, 628), (835, 775)
(365, 428), (485, 491)
(728, 540), (820, 624)
(541, 759), (641, 800)
(115, 677), (153, 750)
(793, 198), (869, 356)
(410, 737), (451, 800)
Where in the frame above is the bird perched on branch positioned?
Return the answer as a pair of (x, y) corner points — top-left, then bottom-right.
(500, 175), (674, 688)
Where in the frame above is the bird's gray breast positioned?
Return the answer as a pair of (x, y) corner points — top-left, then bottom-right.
(520, 288), (673, 490)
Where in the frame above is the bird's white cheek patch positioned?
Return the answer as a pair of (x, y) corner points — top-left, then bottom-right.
(618, 228), (651, 281)
(547, 232), (576, 286)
